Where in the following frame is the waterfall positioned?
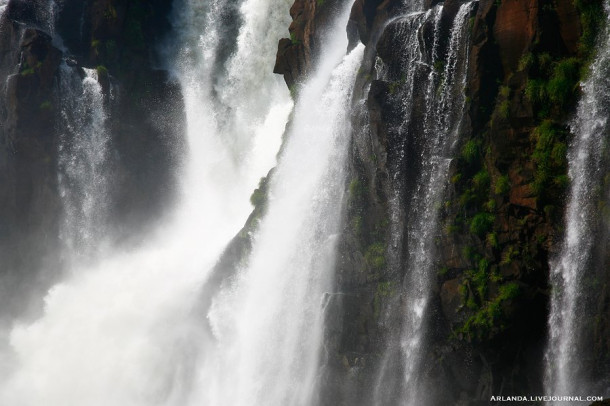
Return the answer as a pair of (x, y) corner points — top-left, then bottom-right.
(0, 0), (294, 402)
(57, 66), (110, 257)
(373, 3), (475, 405)
(191, 28), (363, 406)
(545, 3), (610, 400)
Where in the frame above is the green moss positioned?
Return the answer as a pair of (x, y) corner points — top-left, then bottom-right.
(349, 178), (366, 199)
(494, 174), (510, 195)
(525, 79), (546, 106)
(498, 100), (510, 119)
(289, 32), (301, 45)
(499, 85), (510, 98)
(472, 170), (490, 191)
(575, 0), (606, 56)
(433, 60), (445, 73)
(288, 84), (298, 99)
(377, 281), (396, 297)
(554, 174), (569, 189)
(365, 243), (386, 270)
(486, 232), (498, 248)
(518, 52), (535, 71)
(250, 177), (268, 207)
(484, 199), (497, 212)
(500, 245), (519, 265)
(531, 120), (567, 196)
(546, 58), (580, 107)
(469, 213), (495, 236)
(104, 4), (118, 20)
(351, 215), (363, 236)
(457, 281), (521, 341)
(373, 281), (397, 319)
(461, 140), (481, 165)
(39, 101), (53, 111)
(20, 67), (35, 76)
(96, 65), (109, 77)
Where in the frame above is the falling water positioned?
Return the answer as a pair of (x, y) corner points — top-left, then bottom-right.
(0, 0), (294, 402)
(192, 33), (364, 406)
(57, 66), (110, 256)
(373, 3), (475, 405)
(545, 3), (610, 400)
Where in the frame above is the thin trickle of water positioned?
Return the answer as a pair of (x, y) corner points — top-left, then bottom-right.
(57, 66), (110, 256)
(545, 3), (610, 400)
(373, 3), (475, 405)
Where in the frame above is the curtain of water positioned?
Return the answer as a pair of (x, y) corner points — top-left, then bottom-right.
(373, 3), (475, 405)
(545, 3), (610, 401)
(57, 66), (110, 257)
(0, 0), (293, 402)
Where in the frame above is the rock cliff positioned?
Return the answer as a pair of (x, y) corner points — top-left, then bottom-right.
(275, 0), (608, 403)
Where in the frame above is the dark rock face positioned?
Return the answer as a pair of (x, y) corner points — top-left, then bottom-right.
(0, 0), (185, 318)
(274, 0), (607, 403)
(274, 0), (352, 88)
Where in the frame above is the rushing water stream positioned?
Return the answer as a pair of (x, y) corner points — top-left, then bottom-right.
(545, 2), (610, 401)
(2, 0), (609, 403)
(0, 0), (360, 403)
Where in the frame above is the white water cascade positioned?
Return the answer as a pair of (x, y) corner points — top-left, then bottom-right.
(189, 23), (363, 406)
(0, 0), (363, 404)
(545, 2), (610, 400)
(373, 3), (475, 405)
(0, 0), (294, 402)
(57, 66), (110, 256)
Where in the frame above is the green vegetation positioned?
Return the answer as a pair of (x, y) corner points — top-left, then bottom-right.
(498, 100), (510, 119)
(530, 120), (568, 196)
(365, 242), (386, 271)
(104, 4), (118, 20)
(546, 58), (580, 107)
(96, 65), (109, 77)
(39, 101), (53, 111)
(290, 32), (300, 45)
(575, 0), (606, 56)
(457, 282), (521, 341)
(469, 213), (495, 236)
(443, 0), (606, 345)
(19, 61), (41, 77)
(486, 232), (498, 248)
(494, 175), (510, 195)
(373, 281), (397, 319)
(472, 170), (490, 191)
(518, 52), (535, 71)
(461, 140), (481, 165)
(250, 177), (268, 208)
